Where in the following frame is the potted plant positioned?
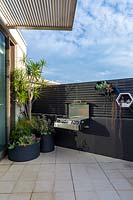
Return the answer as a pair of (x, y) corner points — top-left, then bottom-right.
(95, 81), (118, 98)
(95, 81), (108, 95)
(34, 115), (55, 153)
(12, 57), (46, 120)
(8, 118), (40, 162)
(8, 57), (47, 161)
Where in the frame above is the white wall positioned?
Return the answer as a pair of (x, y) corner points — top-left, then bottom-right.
(9, 29), (27, 68)
(9, 29), (27, 120)
(0, 14), (27, 61)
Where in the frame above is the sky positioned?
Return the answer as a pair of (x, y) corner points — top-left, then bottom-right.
(21, 0), (133, 83)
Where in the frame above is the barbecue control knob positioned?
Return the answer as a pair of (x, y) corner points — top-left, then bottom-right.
(71, 121), (79, 125)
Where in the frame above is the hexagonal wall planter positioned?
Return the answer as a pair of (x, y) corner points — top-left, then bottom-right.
(116, 93), (133, 108)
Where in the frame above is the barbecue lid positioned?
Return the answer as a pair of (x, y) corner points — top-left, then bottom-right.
(68, 103), (89, 119)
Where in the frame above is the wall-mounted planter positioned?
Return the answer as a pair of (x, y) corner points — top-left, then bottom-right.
(95, 81), (119, 97)
(116, 93), (133, 108)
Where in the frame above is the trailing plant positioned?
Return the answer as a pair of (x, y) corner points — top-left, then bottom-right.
(8, 117), (40, 149)
(8, 135), (39, 149)
(9, 117), (32, 144)
(95, 81), (119, 127)
(16, 135), (39, 147)
(95, 80), (118, 99)
(95, 81), (108, 94)
(12, 56), (47, 121)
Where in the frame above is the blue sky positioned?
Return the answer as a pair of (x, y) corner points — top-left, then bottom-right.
(21, 0), (133, 83)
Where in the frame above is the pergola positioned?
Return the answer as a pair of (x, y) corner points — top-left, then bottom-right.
(0, 0), (77, 30)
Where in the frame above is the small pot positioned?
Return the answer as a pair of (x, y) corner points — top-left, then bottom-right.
(8, 142), (40, 162)
(40, 134), (54, 153)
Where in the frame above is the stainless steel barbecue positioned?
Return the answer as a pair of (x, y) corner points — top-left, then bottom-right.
(54, 103), (89, 131)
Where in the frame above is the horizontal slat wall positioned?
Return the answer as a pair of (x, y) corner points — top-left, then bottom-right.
(33, 78), (133, 119)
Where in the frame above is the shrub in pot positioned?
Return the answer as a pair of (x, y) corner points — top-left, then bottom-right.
(8, 118), (40, 162)
(40, 132), (54, 153)
(31, 116), (42, 138)
(36, 116), (55, 153)
(9, 57), (47, 161)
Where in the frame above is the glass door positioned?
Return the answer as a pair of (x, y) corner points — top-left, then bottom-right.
(0, 32), (6, 154)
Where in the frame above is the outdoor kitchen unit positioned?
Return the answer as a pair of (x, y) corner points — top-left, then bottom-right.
(54, 102), (90, 131)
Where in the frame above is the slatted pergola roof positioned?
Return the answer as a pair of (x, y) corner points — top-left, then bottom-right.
(0, 0), (77, 30)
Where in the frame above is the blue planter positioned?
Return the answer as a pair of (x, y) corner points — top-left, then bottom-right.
(40, 134), (55, 153)
(8, 142), (40, 162)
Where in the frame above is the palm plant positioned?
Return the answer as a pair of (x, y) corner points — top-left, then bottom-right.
(12, 57), (47, 121)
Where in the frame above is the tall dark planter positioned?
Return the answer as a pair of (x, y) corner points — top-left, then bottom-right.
(40, 134), (54, 153)
(8, 142), (40, 162)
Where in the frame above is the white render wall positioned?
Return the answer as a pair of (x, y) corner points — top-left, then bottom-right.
(9, 29), (27, 120)
(9, 29), (27, 68)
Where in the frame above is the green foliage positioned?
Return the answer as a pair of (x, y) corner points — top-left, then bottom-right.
(9, 57), (47, 149)
(9, 118), (40, 149)
(95, 81), (116, 102)
(11, 57), (47, 120)
(9, 118), (32, 144)
(95, 81), (108, 92)
(26, 59), (46, 80)
(32, 116), (53, 135)
(8, 142), (15, 150)
(16, 135), (39, 147)
(12, 69), (28, 105)
(8, 135), (39, 149)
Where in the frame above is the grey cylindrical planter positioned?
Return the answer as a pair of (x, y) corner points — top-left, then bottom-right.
(8, 142), (40, 162)
(40, 134), (54, 153)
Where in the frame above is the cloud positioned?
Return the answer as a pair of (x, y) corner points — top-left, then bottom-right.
(21, 0), (133, 83)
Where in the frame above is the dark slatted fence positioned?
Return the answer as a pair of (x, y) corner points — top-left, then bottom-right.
(33, 78), (133, 161)
(33, 78), (133, 118)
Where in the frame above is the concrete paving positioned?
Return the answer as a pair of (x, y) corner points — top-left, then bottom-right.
(0, 147), (133, 200)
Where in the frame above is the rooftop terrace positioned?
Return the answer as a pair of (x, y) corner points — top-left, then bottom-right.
(0, 147), (133, 200)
